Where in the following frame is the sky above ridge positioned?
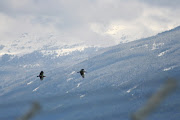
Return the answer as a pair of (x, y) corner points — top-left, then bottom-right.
(0, 0), (180, 53)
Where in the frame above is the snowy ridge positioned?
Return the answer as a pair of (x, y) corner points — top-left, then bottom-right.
(20, 64), (40, 68)
(40, 45), (95, 57)
(0, 32), (101, 57)
(130, 44), (148, 50)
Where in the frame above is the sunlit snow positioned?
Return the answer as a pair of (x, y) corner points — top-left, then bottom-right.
(41, 46), (90, 57)
(130, 44), (148, 50)
(127, 85), (138, 93)
(27, 81), (33, 85)
(21, 64), (40, 68)
(67, 78), (73, 82)
(158, 50), (169, 56)
(33, 87), (39, 92)
(80, 94), (85, 98)
(152, 42), (164, 50)
(77, 82), (82, 88)
(163, 66), (177, 71)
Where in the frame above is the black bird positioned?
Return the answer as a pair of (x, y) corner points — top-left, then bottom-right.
(37, 71), (46, 80)
(77, 69), (87, 78)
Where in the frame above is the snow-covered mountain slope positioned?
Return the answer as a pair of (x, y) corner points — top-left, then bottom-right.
(0, 26), (180, 120)
(0, 44), (101, 75)
(0, 44), (100, 68)
(0, 33), (87, 56)
(42, 26), (180, 94)
(0, 45), (101, 101)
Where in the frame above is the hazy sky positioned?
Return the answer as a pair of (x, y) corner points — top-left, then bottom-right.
(0, 0), (180, 51)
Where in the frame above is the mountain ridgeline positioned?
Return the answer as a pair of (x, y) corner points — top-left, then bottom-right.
(0, 26), (180, 120)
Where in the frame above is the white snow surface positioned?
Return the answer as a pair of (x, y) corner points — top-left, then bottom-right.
(33, 87), (39, 92)
(27, 81), (33, 85)
(40, 45), (90, 57)
(77, 82), (82, 88)
(80, 94), (85, 98)
(158, 50), (169, 56)
(152, 42), (164, 50)
(127, 85), (138, 93)
(130, 44), (148, 50)
(163, 66), (178, 71)
(67, 78), (73, 82)
(20, 64), (40, 68)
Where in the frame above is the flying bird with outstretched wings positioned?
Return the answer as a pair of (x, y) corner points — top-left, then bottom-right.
(37, 71), (46, 80)
(77, 69), (87, 78)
